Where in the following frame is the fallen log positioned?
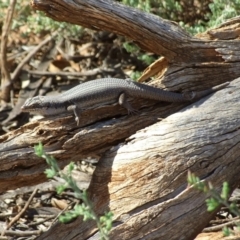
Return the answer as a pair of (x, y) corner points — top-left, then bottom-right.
(1, 0), (240, 239)
(36, 77), (240, 240)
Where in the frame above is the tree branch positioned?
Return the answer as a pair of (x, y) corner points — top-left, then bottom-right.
(37, 78), (240, 240)
(0, 0), (16, 104)
(30, 0), (240, 89)
(31, 0), (192, 60)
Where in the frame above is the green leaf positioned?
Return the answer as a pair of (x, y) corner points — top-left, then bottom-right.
(222, 226), (231, 236)
(229, 202), (238, 212)
(206, 197), (220, 212)
(33, 142), (113, 237)
(187, 171), (195, 184)
(100, 211), (114, 231)
(221, 182), (230, 200)
(138, 54), (155, 65)
(68, 162), (75, 173)
(123, 42), (139, 53)
(56, 185), (66, 195)
(59, 211), (78, 223)
(34, 142), (44, 157)
(44, 168), (57, 178)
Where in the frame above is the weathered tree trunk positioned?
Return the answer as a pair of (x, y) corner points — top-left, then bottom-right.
(1, 0), (240, 239)
(36, 78), (240, 240)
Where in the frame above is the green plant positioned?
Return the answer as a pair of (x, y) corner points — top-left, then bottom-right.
(0, 0), (82, 37)
(130, 71), (142, 80)
(123, 42), (156, 68)
(120, 0), (240, 35)
(119, 0), (181, 19)
(27, 11), (83, 36)
(34, 143), (113, 240)
(188, 172), (240, 236)
(208, 0), (240, 28)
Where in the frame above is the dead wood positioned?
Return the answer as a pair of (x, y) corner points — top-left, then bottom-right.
(2, 33), (60, 126)
(36, 78), (240, 240)
(11, 31), (59, 84)
(1, 188), (38, 237)
(0, 0), (16, 104)
(31, 0), (240, 89)
(1, 0), (240, 239)
(0, 99), (186, 192)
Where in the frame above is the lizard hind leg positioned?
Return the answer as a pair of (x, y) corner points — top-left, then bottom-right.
(118, 92), (139, 115)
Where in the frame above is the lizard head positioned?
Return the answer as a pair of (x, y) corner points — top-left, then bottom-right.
(21, 96), (52, 116)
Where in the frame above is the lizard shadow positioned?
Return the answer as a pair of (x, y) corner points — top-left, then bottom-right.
(88, 146), (115, 212)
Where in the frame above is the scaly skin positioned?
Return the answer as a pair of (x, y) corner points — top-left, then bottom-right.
(21, 78), (229, 125)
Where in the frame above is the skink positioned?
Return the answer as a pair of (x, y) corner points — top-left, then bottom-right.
(21, 78), (229, 125)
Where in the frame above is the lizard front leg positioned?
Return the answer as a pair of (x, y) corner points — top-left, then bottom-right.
(67, 105), (82, 126)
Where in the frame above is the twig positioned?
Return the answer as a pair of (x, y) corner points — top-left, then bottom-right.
(51, 203), (71, 225)
(27, 68), (104, 78)
(1, 188), (38, 237)
(3, 229), (41, 237)
(11, 31), (59, 83)
(210, 216), (239, 224)
(28, 214), (56, 227)
(46, 201), (76, 231)
(203, 219), (240, 232)
(33, 214), (56, 218)
(0, 0), (16, 104)
(0, 212), (16, 219)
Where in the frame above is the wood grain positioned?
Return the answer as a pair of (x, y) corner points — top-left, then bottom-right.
(37, 78), (239, 240)
(1, 0), (240, 239)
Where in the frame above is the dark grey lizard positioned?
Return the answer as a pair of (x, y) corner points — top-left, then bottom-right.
(21, 78), (229, 125)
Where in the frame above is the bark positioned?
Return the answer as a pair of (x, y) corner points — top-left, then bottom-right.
(36, 78), (240, 240)
(30, 0), (240, 89)
(0, 99), (186, 192)
(0, 0), (16, 104)
(1, 0), (240, 239)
